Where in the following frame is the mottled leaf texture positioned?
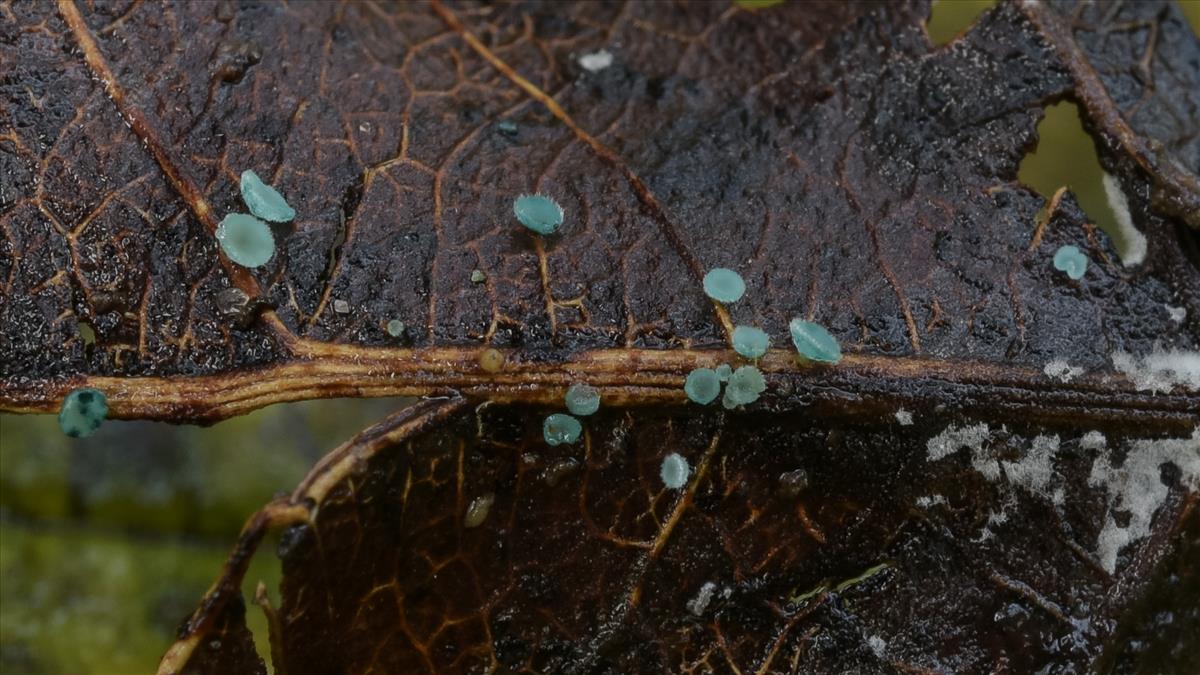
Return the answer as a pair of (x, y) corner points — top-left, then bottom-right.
(160, 398), (1200, 674)
(1, 0), (1198, 672)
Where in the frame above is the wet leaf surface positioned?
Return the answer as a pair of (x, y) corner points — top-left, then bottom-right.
(165, 398), (1199, 674)
(2, 0), (1198, 673)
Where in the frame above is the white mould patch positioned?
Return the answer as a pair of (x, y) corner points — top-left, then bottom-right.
(1080, 430), (1107, 450)
(1165, 305), (1186, 323)
(1044, 359), (1084, 383)
(1112, 348), (1200, 393)
(895, 408), (914, 426)
(687, 581), (718, 616)
(1101, 172), (1147, 266)
(578, 49), (613, 72)
(867, 635), (887, 658)
(926, 423), (999, 479)
(1088, 429), (1200, 574)
(1000, 434), (1060, 500)
(915, 494), (948, 508)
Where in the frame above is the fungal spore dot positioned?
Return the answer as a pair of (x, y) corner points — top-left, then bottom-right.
(1053, 245), (1089, 280)
(703, 268), (745, 303)
(240, 169), (296, 222)
(59, 387), (109, 439)
(789, 318), (842, 364)
(565, 383), (601, 416)
(732, 325), (770, 358)
(660, 452), (690, 489)
(513, 194), (564, 235)
(543, 413), (582, 446)
(722, 365), (767, 409)
(217, 213), (275, 268)
(684, 368), (721, 405)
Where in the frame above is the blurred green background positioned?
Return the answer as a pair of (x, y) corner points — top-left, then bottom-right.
(2, 1), (1198, 673)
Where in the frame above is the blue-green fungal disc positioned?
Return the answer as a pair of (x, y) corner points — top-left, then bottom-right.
(732, 325), (770, 358)
(217, 213), (275, 268)
(385, 319), (405, 337)
(715, 363), (732, 382)
(58, 387), (108, 439)
(565, 383), (601, 416)
(513, 194), (563, 235)
(789, 318), (842, 364)
(684, 368), (721, 405)
(722, 365), (767, 409)
(543, 413), (582, 446)
(240, 170), (296, 222)
(1052, 245), (1088, 280)
(660, 452), (690, 489)
(703, 268), (745, 303)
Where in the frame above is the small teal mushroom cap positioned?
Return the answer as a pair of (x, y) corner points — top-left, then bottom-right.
(732, 325), (770, 358)
(684, 368), (721, 405)
(660, 452), (690, 489)
(514, 194), (564, 235)
(703, 268), (745, 303)
(217, 213), (276, 268)
(789, 318), (842, 364)
(385, 319), (405, 337)
(59, 387), (108, 439)
(240, 170), (296, 222)
(715, 363), (732, 382)
(565, 383), (601, 416)
(543, 413), (582, 446)
(722, 365), (767, 409)
(1052, 245), (1088, 280)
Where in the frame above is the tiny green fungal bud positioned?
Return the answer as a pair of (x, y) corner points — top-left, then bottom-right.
(684, 368), (721, 405)
(543, 413), (582, 446)
(478, 348), (505, 373)
(660, 452), (690, 489)
(1052, 245), (1088, 280)
(385, 319), (405, 337)
(789, 318), (841, 364)
(239, 170), (296, 222)
(513, 194), (564, 235)
(216, 213), (275, 268)
(703, 268), (745, 303)
(471, 269), (487, 284)
(732, 325), (770, 359)
(715, 363), (732, 382)
(59, 387), (108, 439)
(722, 365), (767, 409)
(565, 383), (601, 416)
(497, 120), (518, 136)
(463, 492), (495, 528)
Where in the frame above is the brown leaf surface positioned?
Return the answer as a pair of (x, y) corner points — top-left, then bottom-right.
(162, 397), (1198, 673)
(1, 0), (1197, 424)
(3, 0), (1199, 673)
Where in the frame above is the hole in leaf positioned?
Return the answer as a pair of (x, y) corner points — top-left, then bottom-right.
(76, 319), (96, 347)
(926, 0), (996, 46)
(1018, 102), (1144, 264)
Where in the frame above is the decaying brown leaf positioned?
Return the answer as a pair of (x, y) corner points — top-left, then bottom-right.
(2, 0), (1198, 672)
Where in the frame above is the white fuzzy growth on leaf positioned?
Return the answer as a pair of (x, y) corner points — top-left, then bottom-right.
(1088, 429), (1200, 573)
(578, 49), (613, 72)
(1101, 172), (1147, 266)
(1044, 359), (1084, 383)
(1112, 348), (1200, 393)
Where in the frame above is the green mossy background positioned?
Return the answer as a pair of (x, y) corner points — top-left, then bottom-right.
(2, 1), (1198, 673)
